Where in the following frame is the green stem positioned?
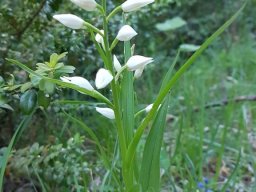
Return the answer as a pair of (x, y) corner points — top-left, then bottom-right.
(110, 38), (119, 51)
(83, 22), (103, 36)
(107, 6), (122, 22)
(115, 65), (127, 82)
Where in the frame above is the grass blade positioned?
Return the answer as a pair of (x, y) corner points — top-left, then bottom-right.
(139, 95), (170, 191)
(0, 112), (34, 192)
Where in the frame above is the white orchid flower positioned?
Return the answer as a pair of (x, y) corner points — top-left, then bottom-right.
(95, 30), (104, 44)
(121, 0), (155, 12)
(60, 76), (94, 91)
(71, 0), (97, 11)
(113, 55), (122, 72)
(96, 107), (115, 119)
(126, 55), (153, 71)
(116, 25), (138, 41)
(95, 68), (113, 89)
(53, 14), (85, 29)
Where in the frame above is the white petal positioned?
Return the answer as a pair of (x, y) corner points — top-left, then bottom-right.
(116, 25), (137, 41)
(60, 76), (94, 91)
(113, 55), (122, 72)
(53, 14), (85, 29)
(126, 55), (153, 71)
(134, 65), (145, 79)
(145, 103), (161, 113)
(121, 0), (154, 12)
(95, 30), (104, 44)
(71, 0), (97, 11)
(96, 107), (115, 119)
(95, 68), (113, 89)
(145, 104), (153, 113)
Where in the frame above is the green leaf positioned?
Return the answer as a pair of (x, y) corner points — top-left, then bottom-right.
(0, 103), (14, 111)
(122, 40), (135, 145)
(19, 90), (37, 115)
(20, 82), (32, 93)
(139, 95), (170, 191)
(39, 79), (55, 94)
(156, 17), (186, 31)
(55, 65), (76, 74)
(38, 91), (50, 109)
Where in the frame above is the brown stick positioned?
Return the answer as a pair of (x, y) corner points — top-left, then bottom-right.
(193, 95), (256, 112)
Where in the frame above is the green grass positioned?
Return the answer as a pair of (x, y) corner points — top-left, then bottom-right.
(145, 34), (256, 191)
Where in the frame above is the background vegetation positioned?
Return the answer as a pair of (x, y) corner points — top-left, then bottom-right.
(1, 0), (256, 191)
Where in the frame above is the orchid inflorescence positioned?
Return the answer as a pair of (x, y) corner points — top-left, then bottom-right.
(53, 0), (155, 119)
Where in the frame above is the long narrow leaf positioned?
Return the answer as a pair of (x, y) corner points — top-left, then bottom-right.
(122, 40), (135, 145)
(125, 2), (246, 169)
(139, 95), (170, 191)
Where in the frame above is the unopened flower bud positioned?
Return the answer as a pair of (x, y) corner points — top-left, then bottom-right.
(121, 0), (155, 12)
(95, 68), (113, 89)
(95, 30), (104, 44)
(96, 107), (115, 119)
(71, 0), (97, 11)
(113, 55), (122, 72)
(126, 55), (153, 71)
(116, 25), (137, 41)
(60, 76), (94, 91)
(53, 14), (85, 29)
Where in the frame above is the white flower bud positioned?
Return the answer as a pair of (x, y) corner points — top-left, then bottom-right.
(71, 0), (97, 11)
(145, 104), (153, 113)
(95, 30), (104, 44)
(145, 103), (161, 113)
(95, 68), (113, 89)
(126, 55), (153, 71)
(53, 14), (85, 29)
(96, 107), (115, 119)
(121, 0), (155, 12)
(60, 76), (94, 91)
(116, 25), (137, 41)
(113, 55), (122, 72)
